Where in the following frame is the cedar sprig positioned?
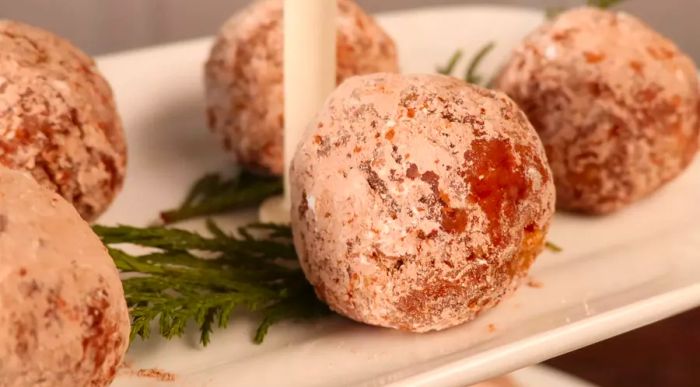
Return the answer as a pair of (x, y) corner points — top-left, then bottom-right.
(436, 42), (495, 86)
(465, 42), (495, 85)
(160, 171), (282, 224)
(96, 222), (328, 345)
(548, 0), (624, 18)
(437, 50), (464, 76)
(587, 0), (623, 9)
(545, 241), (563, 253)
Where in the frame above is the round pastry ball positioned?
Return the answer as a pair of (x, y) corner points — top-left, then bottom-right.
(0, 167), (129, 387)
(205, 0), (399, 175)
(0, 20), (127, 221)
(290, 73), (555, 332)
(495, 7), (700, 214)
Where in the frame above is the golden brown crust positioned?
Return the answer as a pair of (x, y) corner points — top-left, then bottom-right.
(204, 0), (399, 175)
(291, 73), (555, 332)
(0, 167), (129, 387)
(495, 7), (700, 214)
(0, 20), (126, 221)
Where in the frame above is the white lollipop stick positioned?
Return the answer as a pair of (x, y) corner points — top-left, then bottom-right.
(259, 0), (337, 224)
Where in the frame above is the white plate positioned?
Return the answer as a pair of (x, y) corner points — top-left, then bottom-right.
(505, 365), (596, 387)
(105, 5), (700, 387)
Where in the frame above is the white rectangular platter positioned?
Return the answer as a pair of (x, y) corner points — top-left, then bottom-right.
(104, 5), (700, 387)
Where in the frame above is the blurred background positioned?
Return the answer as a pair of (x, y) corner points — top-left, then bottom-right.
(1, 0), (699, 60)
(2, 0), (698, 386)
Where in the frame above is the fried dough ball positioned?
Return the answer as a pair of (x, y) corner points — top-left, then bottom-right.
(291, 73), (555, 332)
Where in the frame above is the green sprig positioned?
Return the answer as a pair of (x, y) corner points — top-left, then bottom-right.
(465, 42), (495, 85)
(545, 7), (566, 19)
(437, 49), (464, 76)
(587, 0), (623, 9)
(96, 222), (328, 345)
(160, 171), (282, 224)
(436, 42), (496, 86)
(548, 0), (624, 18)
(545, 241), (563, 253)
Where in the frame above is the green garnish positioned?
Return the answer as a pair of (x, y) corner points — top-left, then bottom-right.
(545, 241), (563, 253)
(96, 221), (328, 345)
(545, 7), (565, 19)
(464, 42), (495, 85)
(107, 155), (564, 346)
(436, 43), (495, 86)
(160, 171), (282, 224)
(437, 49), (463, 76)
(587, 0), (623, 9)
(547, 0), (624, 19)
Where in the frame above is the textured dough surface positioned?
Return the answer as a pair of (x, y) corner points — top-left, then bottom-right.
(0, 20), (127, 221)
(495, 7), (700, 214)
(291, 73), (555, 332)
(205, 0), (399, 175)
(0, 167), (129, 387)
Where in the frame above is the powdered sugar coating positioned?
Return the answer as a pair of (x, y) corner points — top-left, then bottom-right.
(205, 0), (399, 175)
(0, 20), (127, 221)
(495, 7), (700, 214)
(0, 167), (129, 387)
(291, 73), (555, 332)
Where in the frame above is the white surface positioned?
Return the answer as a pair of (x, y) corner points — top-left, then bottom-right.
(508, 365), (597, 387)
(103, 6), (700, 387)
(258, 194), (290, 224)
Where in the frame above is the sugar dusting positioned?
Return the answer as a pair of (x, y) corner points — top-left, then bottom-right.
(204, 0), (399, 175)
(495, 7), (700, 213)
(0, 167), (129, 386)
(0, 20), (126, 221)
(291, 73), (555, 332)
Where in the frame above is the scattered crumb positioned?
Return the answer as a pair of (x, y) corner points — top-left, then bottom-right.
(527, 278), (543, 288)
(118, 360), (134, 372)
(487, 323), (497, 333)
(135, 368), (177, 382)
(119, 362), (176, 382)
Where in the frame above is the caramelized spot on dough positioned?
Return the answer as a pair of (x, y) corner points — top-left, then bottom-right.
(464, 139), (529, 246)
